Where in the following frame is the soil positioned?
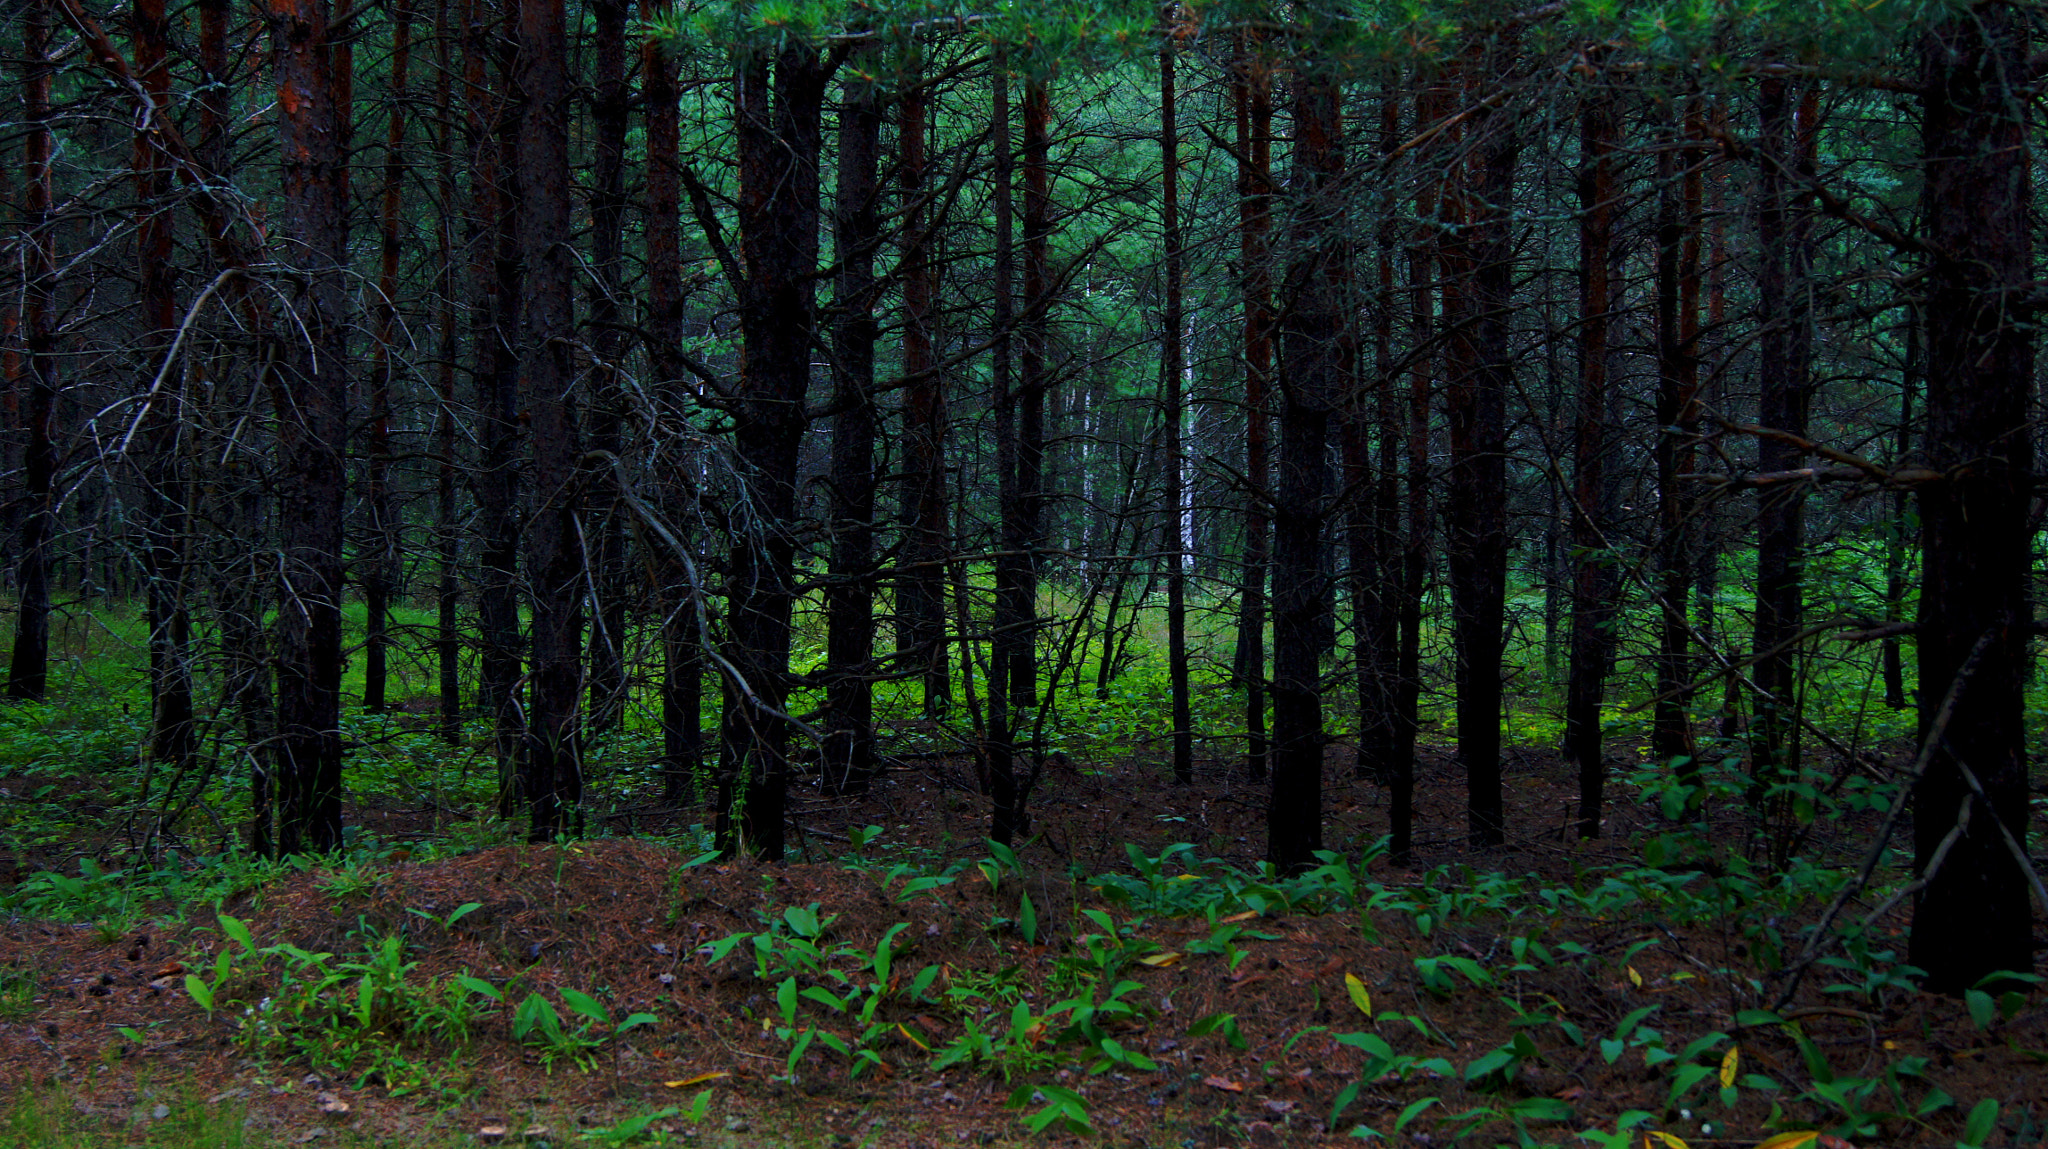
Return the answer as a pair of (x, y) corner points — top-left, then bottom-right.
(3, 743), (2045, 1147)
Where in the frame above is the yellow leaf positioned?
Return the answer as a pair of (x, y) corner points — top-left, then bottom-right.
(1642, 1132), (1689, 1149)
(662, 1071), (728, 1088)
(1344, 973), (1372, 1016)
(1220, 910), (1257, 923)
(1719, 1045), (1739, 1088)
(1754, 1134), (1820, 1149)
(1139, 952), (1183, 967)
(1670, 971), (1696, 981)
(1627, 965), (1643, 988)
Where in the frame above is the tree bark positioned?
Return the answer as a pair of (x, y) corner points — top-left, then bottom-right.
(514, 0), (584, 840)
(266, 0), (351, 853)
(1230, 41), (1273, 784)
(1567, 65), (1620, 839)
(1444, 55), (1513, 848)
(1908, 1), (2035, 994)
(584, 0), (631, 736)
(897, 43), (948, 716)
(7, 0), (56, 703)
(824, 41), (881, 795)
(1160, 29), (1192, 786)
(363, 0), (411, 716)
(1266, 69), (1345, 874)
(718, 43), (831, 860)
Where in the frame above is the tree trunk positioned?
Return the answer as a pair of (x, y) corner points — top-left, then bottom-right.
(434, 0), (463, 743)
(718, 44), (831, 860)
(824, 42), (880, 795)
(898, 43), (948, 716)
(514, 0), (583, 840)
(7, 0), (55, 702)
(466, 0), (526, 808)
(642, 9), (701, 802)
(987, 60), (1020, 840)
(1908, 1), (2035, 994)
(1231, 41), (1273, 784)
(583, 0), (631, 736)
(1652, 98), (1702, 777)
(1444, 58), (1513, 848)
(1266, 70), (1345, 874)
(1750, 76), (1816, 796)
(266, 0), (351, 853)
(1160, 31), (1192, 786)
(1567, 67), (1620, 839)
(364, 0), (411, 716)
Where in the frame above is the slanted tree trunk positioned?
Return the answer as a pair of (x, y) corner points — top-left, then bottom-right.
(1567, 65), (1621, 838)
(514, 0), (584, 840)
(1266, 68), (1345, 874)
(1908, 1), (2035, 994)
(824, 42), (880, 795)
(266, 0), (351, 853)
(718, 43), (832, 860)
(7, 0), (56, 702)
(1160, 30), (1192, 786)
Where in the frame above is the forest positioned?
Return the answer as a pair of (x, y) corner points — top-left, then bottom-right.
(1, 0), (2045, 1145)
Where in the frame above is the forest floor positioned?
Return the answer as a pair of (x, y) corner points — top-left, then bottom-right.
(3, 738), (2047, 1148)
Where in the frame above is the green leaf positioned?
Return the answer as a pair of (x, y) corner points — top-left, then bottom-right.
(560, 988), (611, 1025)
(1393, 1097), (1439, 1133)
(455, 974), (504, 1001)
(1964, 989), (1995, 1031)
(183, 975), (214, 1012)
(616, 1012), (659, 1035)
(1019, 891), (1039, 945)
(1961, 1098), (1998, 1148)
(218, 914), (255, 953)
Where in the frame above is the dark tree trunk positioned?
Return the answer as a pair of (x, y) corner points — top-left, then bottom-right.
(1567, 68), (1620, 839)
(986, 61), (1020, 840)
(1908, 1), (2035, 994)
(718, 44), (831, 860)
(1353, 88), (1403, 790)
(1750, 76), (1816, 795)
(897, 43), (948, 716)
(1444, 60), (1514, 849)
(1231, 42), (1273, 784)
(135, 0), (196, 775)
(7, 0), (55, 702)
(583, 0), (630, 736)
(266, 0), (351, 854)
(434, 0), (462, 743)
(514, 0), (584, 841)
(1266, 71), (1345, 874)
(1160, 34), (1192, 786)
(642, 12), (701, 802)
(1652, 99), (1702, 777)
(466, 0), (526, 808)
(824, 42), (881, 795)
(363, 0), (411, 716)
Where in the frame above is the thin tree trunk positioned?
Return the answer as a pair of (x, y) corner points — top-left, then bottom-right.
(898, 43), (948, 716)
(7, 0), (56, 702)
(364, 0), (411, 716)
(1909, 1), (2035, 993)
(824, 41), (881, 795)
(1567, 67), (1620, 839)
(1231, 42), (1273, 784)
(434, 0), (462, 743)
(1652, 98), (1702, 777)
(1751, 76), (1815, 797)
(1160, 29), (1192, 786)
(642, 9), (701, 801)
(583, 0), (630, 736)
(987, 60), (1020, 841)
